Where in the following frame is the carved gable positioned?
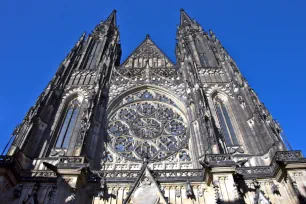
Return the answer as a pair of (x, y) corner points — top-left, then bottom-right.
(127, 167), (168, 204)
(121, 35), (174, 68)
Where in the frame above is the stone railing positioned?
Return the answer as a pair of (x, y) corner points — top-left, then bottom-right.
(203, 154), (235, 167)
(236, 151), (306, 179)
(274, 151), (304, 163)
(1, 151), (304, 183)
(205, 154), (231, 162)
(153, 169), (204, 182)
(197, 66), (223, 75)
(236, 163), (278, 179)
(20, 170), (57, 182)
(113, 66), (181, 82)
(88, 169), (204, 183)
(58, 156), (85, 164)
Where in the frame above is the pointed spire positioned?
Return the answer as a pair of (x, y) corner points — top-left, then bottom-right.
(64, 32), (86, 60)
(92, 10), (117, 35)
(180, 8), (194, 25)
(105, 9), (117, 26)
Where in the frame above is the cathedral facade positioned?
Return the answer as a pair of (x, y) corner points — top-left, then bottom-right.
(0, 9), (305, 204)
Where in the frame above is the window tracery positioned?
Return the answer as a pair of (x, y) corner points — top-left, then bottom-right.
(121, 90), (176, 107)
(214, 98), (239, 146)
(55, 99), (80, 149)
(108, 90), (188, 161)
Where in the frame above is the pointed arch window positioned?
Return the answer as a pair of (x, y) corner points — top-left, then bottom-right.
(56, 99), (80, 148)
(199, 53), (209, 66)
(214, 99), (239, 146)
(194, 38), (208, 67)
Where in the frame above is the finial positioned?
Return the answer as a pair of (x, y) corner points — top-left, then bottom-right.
(113, 9), (117, 13)
(180, 8), (184, 11)
(146, 34), (150, 39)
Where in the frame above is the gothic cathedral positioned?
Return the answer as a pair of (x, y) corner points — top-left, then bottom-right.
(0, 10), (305, 204)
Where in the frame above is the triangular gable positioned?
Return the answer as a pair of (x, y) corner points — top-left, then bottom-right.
(123, 164), (168, 204)
(121, 35), (174, 68)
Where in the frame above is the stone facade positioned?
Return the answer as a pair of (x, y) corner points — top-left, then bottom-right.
(0, 9), (305, 204)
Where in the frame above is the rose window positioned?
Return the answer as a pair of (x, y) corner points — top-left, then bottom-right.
(107, 91), (188, 161)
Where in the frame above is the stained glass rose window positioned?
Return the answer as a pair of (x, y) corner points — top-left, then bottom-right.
(107, 90), (188, 161)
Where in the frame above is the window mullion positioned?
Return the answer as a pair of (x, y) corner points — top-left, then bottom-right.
(216, 103), (230, 145)
(62, 108), (79, 148)
(219, 102), (234, 145)
(56, 108), (72, 148)
(221, 103), (237, 146)
(61, 107), (76, 148)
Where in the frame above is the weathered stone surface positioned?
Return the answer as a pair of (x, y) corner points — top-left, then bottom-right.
(0, 9), (304, 204)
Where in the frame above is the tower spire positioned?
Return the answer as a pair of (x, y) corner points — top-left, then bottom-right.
(93, 10), (117, 35)
(180, 8), (194, 25)
(104, 9), (117, 26)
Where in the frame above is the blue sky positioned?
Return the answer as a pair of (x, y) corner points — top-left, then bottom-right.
(0, 0), (305, 154)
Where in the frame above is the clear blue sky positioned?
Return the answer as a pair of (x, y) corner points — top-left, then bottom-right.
(0, 0), (305, 155)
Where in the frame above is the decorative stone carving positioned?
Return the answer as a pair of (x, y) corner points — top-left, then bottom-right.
(20, 170), (57, 178)
(275, 151), (303, 162)
(58, 156), (85, 164)
(253, 180), (271, 204)
(237, 95), (246, 109)
(87, 169), (203, 183)
(213, 180), (221, 203)
(107, 89), (188, 161)
(198, 66), (223, 75)
(98, 177), (107, 200)
(204, 83), (234, 98)
(131, 176), (160, 204)
(247, 117), (255, 128)
(50, 149), (66, 157)
(197, 186), (204, 197)
(185, 179), (194, 199)
(236, 165), (276, 176)
(205, 154), (231, 162)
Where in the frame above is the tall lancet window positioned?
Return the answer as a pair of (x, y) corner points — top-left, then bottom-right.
(199, 53), (209, 67)
(214, 98), (239, 146)
(56, 99), (80, 148)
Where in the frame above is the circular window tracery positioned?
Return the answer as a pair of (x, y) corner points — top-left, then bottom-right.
(107, 90), (188, 161)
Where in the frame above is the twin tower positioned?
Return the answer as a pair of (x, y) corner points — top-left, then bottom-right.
(0, 9), (305, 204)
